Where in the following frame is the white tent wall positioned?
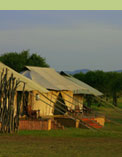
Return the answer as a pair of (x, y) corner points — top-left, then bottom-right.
(29, 90), (84, 116)
(31, 91), (59, 116)
(17, 90), (84, 117)
(73, 94), (84, 110)
(61, 91), (74, 110)
(29, 90), (77, 116)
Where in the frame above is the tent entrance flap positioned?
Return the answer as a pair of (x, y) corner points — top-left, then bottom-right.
(54, 93), (68, 115)
(17, 91), (29, 116)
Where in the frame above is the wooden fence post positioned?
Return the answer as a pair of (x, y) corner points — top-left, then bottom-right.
(76, 119), (80, 128)
(48, 119), (52, 130)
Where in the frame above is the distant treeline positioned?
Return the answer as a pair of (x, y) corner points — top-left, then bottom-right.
(74, 71), (122, 106)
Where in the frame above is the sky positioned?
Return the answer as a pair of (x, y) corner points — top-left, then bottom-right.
(0, 10), (122, 71)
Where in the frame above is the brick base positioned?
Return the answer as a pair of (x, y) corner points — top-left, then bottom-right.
(19, 119), (48, 130)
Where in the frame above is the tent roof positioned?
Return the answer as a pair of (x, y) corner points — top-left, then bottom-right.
(60, 71), (103, 96)
(22, 66), (89, 94)
(0, 62), (48, 93)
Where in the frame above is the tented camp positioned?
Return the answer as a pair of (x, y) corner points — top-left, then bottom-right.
(22, 66), (92, 117)
(0, 62), (105, 131)
(22, 67), (105, 129)
(0, 63), (104, 131)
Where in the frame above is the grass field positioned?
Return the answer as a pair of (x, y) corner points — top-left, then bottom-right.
(0, 133), (122, 157)
(0, 104), (122, 157)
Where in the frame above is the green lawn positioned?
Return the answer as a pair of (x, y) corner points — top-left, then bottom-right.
(0, 130), (122, 157)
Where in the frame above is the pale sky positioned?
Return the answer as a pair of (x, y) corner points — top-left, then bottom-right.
(0, 10), (122, 71)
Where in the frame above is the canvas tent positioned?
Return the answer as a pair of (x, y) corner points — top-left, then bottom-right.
(22, 66), (91, 116)
(0, 62), (48, 117)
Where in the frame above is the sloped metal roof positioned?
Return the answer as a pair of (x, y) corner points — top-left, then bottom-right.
(0, 62), (48, 93)
(60, 71), (103, 96)
(22, 66), (89, 94)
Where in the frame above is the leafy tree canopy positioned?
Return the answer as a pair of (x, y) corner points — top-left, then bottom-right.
(0, 50), (49, 72)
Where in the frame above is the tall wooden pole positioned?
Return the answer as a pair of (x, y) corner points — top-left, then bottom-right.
(0, 68), (25, 133)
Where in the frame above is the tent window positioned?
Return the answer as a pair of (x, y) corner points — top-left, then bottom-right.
(36, 94), (40, 101)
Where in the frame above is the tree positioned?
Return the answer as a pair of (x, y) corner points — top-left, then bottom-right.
(107, 72), (122, 106)
(27, 54), (49, 67)
(74, 71), (107, 93)
(0, 50), (49, 72)
(74, 72), (86, 82)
